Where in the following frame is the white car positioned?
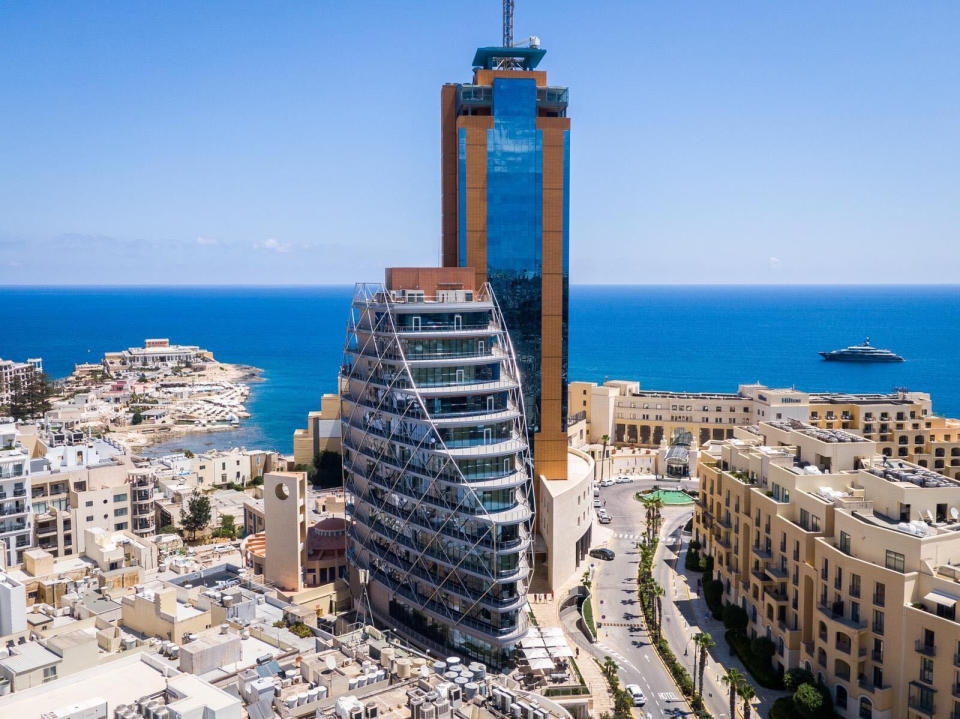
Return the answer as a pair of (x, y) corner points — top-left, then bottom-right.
(593, 498), (602, 508)
(616, 475), (634, 484)
(599, 478), (615, 487)
(624, 684), (646, 706)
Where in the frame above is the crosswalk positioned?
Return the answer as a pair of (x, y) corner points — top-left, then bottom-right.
(613, 532), (643, 540)
(658, 692), (680, 702)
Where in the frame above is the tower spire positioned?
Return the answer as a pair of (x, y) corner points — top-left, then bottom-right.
(502, 0), (514, 48)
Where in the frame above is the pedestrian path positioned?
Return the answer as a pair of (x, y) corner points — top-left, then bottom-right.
(613, 532), (644, 540)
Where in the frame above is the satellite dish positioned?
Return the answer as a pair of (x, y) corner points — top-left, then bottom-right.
(325, 655), (337, 672)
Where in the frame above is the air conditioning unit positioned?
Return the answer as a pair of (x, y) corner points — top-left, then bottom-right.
(365, 703), (379, 719)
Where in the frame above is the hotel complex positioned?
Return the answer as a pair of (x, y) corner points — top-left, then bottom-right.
(695, 419), (960, 719)
(340, 268), (534, 666)
(571, 380), (960, 481)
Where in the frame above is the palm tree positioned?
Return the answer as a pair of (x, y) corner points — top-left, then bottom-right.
(650, 581), (665, 644)
(648, 496), (665, 539)
(739, 680), (757, 719)
(721, 668), (746, 719)
(599, 434), (609, 482)
(694, 632), (716, 699)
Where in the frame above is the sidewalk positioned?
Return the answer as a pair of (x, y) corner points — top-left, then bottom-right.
(529, 580), (614, 717)
(665, 527), (785, 716)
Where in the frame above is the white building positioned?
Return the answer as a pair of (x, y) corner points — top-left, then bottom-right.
(0, 419), (32, 566)
(105, 339), (211, 370)
(0, 571), (26, 637)
(0, 358), (42, 409)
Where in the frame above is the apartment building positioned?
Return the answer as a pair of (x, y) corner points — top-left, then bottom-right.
(0, 358), (42, 409)
(292, 392), (342, 467)
(341, 269), (535, 667)
(696, 419), (960, 719)
(192, 447), (280, 488)
(569, 381), (809, 449)
(0, 420), (32, 566)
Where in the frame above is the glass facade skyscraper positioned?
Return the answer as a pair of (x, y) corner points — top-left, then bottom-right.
(442, 46), (570, 483)
(340, 267), (534, 667)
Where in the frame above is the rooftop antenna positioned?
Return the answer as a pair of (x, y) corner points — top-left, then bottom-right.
(503, 0), (514, 49)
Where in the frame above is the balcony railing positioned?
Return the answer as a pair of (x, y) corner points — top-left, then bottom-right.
(871, 649), (883, 662)
(907, 698), (935, 716)
(915, 640), (936, 657)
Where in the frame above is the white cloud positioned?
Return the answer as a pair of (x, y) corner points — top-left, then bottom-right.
(195, 235), (218, 246)
(769, 256), (782, 270)
(254, 238), (293, 253)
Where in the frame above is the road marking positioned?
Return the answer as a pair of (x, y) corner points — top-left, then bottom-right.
(658, 692), (680, 702)
(643, 654), (650, 662)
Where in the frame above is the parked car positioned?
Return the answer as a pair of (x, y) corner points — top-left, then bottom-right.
(597, 514), (612, 524)
(593, 498), (603, 508)
(599, 478), (615, 487)
(616, 475), (634, 483)
(624, 685), (647, 706)
(589, 548), (615, 561)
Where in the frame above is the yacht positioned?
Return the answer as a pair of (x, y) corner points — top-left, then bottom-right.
(819, 337), (904, 363)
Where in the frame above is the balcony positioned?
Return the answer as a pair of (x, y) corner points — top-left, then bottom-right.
(752, 545), (772, 559)
(766, 563), (789, 579)
(718, 515), (732, 529)
(915, 640), (936, 657)
(818, 603), (868, 631)
(907, 698), (935, 717)
(954, 652), (960, 667)
(871, 649), (883, 662)
(767, 588), (789, 603)
(952, 683), (960, 700)
(858, 676), (891, 695)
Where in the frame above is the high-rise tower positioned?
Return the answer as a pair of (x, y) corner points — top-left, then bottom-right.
(441, 36), (570, 484)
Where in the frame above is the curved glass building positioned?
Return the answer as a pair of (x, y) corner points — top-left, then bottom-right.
(340, 268), (534, 667)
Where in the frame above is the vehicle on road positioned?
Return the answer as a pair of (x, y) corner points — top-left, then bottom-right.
(589, 548), (615, 560)
(597, 509), (611, 524)
(624, 684), (647, 706)
(615, 475), (634, 483)
(593, 498), (602, 508)
(599, 478), (615, 487)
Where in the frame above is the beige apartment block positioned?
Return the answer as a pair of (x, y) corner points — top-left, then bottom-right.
(120, 583), (212, 643)
(696, 419), (960, 719)
(82, 527), (158, 572)
(192, 448), (281, 489)
(568, 380), (808, 451)
(292, 392), (342, 467)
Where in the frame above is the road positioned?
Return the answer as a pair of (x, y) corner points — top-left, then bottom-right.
(588, 479), (733, 719)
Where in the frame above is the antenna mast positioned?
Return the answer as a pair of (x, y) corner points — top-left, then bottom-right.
(502, 0), (514, 48)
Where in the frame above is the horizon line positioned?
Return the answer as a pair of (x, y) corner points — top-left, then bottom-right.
(2, 282), (960, 289)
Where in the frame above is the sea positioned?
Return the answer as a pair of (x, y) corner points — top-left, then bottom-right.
(3, 285), (959, 454)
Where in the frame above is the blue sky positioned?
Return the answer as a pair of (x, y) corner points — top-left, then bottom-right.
(1, 1), (958, 285)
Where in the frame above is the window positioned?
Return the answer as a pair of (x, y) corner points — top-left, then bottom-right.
(114, 522), (128, 530)
(85, 515), (93, 522)
(873, 609), (884, 635)
(810, 515), (821, 532)
(85, 500), (93, 507)
(43, 665), (57, 682)
(874, 582), (885, 606)
(114, 507), (128, 517)
(113, 493), (127, 502)
(885, 550), (905, 573)
(920, 656), (934, 683)
(839, 531), (851, 555)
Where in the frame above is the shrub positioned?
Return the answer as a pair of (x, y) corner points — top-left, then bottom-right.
(703, 578), (724, 616)
(770, 697), (800, 719)
(793, 683), (824, 719)
(722, 604), (749, 632)
(750, 635), (776, 663)
(784, 667), (815, 693)
(725, 630), (783, 688)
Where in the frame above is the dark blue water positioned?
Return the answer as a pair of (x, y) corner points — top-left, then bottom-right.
(3, 285), (959, 452)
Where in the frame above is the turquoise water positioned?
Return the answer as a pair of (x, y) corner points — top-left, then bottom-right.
(3, 285), (959, 453)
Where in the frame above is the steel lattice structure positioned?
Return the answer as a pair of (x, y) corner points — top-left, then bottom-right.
(340, 282), (534, 666)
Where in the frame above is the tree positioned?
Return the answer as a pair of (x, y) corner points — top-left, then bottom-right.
(793, 683), (826, 719)
(694, 632), (715, 699)
(721, 668), (746, 719)
(651, 581), (665, 644)
(131, 411), (143, 425)
(219, 514), (236, 539)
(181, 491), (211, 540)
(784, 667), (815, 693)
(310, 451), (343, 489)
(739, 681), (757, 719)
(722, 603), (749, 632)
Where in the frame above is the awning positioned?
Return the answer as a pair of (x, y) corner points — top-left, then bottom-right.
(543, 636), (567, 647)
(521, 647), (549, 659)
(527, 658), (555, 671)
(540, 627), (564, 637)
(520, 637), (545, 648)
(925, 590), (959, 607)
(548, 646), (574, 658)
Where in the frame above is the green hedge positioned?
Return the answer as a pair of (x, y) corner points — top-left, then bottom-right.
(582, 597), (596, 637)
(724, 630), (783, 689)
(769, 697), (799, 719)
